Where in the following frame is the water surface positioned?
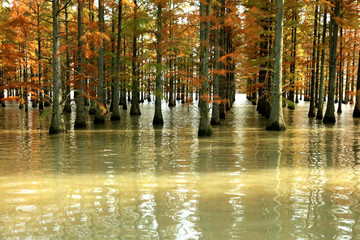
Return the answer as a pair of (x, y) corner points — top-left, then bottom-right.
(1, 95), (360, 239)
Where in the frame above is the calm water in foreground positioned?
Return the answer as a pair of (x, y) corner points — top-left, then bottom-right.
(1, 95), (360, 239)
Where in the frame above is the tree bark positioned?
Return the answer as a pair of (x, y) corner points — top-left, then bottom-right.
(308, 1), (318, 117)
(111, 0), (122, 121)
(75, 0), (86, 128)
(198, 0), (212, 136)
(211, 4), (220, 125)
(323, 0), (340, 123)
(316, 8), (327, 120)
(94, 0), (106, 124)
(130, 0), (141, 115)
(353, 50), (360, 117)
(49, 0), (66, 134)
(337, 27), (343, 113)
(153, 3), (164, 125)
(266, 0), (286, 131)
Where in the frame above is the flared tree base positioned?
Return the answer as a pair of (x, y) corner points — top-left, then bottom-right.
(153, 117), (164, 125)
(353, 108), (360, 118)
(323, 115), (336, 123)
(211, 118), (220, 125)
(266, 121), (286, 131)
(94, 117), (105, 124)
(130, 105), (141, 116)
(49, 126), (66, 134)
(198, 126), (213, 136)
(110, 114), (121, 121)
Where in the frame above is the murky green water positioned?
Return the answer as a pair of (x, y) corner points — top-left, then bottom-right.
(1, 95), (360, 239)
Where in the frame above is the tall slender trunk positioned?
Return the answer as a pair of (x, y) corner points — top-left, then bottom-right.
(198, 0), (212, 136)
(75, 0), (86, 128)
(219, 0), (226, 119)
(344, 52), (350, 104)
(63, 6), (71, 113)
(308, 1), (318, 117)
(211, 4), (220, 125)
(153, 3), (164, 125)
(37, 2), (44, 110)
(323, 0), (340, 123)
(111, 0), (122, 121)
(94, 0), (106, 123)
(130, 0), (141, 115)
(49, 0), (66, 134)
(337, 27), (343, 113)
(266, 0), (286, 131)
(316, 8), (327, 120)
(288, 8), (297, 108)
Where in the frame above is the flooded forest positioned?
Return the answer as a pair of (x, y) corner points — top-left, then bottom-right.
(1, 0), (360, 239)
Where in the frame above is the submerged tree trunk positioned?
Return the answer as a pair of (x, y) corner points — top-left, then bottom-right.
(316, 9), (327, 120)
(198, 0), (212, 136)
(266, 0), (286, 131)
(130, 0), (141, 115)
(94, 0), (106, 124)
(153, 3), (164, 125)
(323, 0), (340, 123)
(353, 49), (360, 117)
(75, 0), (86, 128)
(49, 0), (66, 134)
(111, 0), (122, 121)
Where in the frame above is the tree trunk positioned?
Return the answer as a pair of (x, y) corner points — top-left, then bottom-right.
(288, 9), (297, 109)
(353, 50), (360, 117)
(63, 6), (71, 113)
(337, 27), (343, 113)
(211, 5), (220, 125)
(130, 0), (141, 115)
(111, 0), (122, 121)
(198, 0), (212, 136)
(37, 3), (44, 110)
(49, 0), (66, 134)
(316, 9), (327, 120)
(323, 0), (340, 123)
(153, 3), (164, 125)
(94, 0), (106, 124)
(266, 0), (286, 131)
(308, 1), (318, 117)
(74, 0), (86, 128)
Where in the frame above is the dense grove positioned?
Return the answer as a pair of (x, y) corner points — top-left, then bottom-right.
(0, 0), (358, 135)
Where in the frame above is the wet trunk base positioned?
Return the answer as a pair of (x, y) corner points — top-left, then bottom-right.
(130, 105), (141, 116)
(49, 126), (66, 134)
(266, 121), (286, 131)
(153, 117), (164, 125)
(110, 114), (121, 121)
(94, 114), (105, 124)
(198, 127), (213, 137)
(353, 108), (360, 118)
(323, 115), (336, 123)
(316, 110), (323, 120)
